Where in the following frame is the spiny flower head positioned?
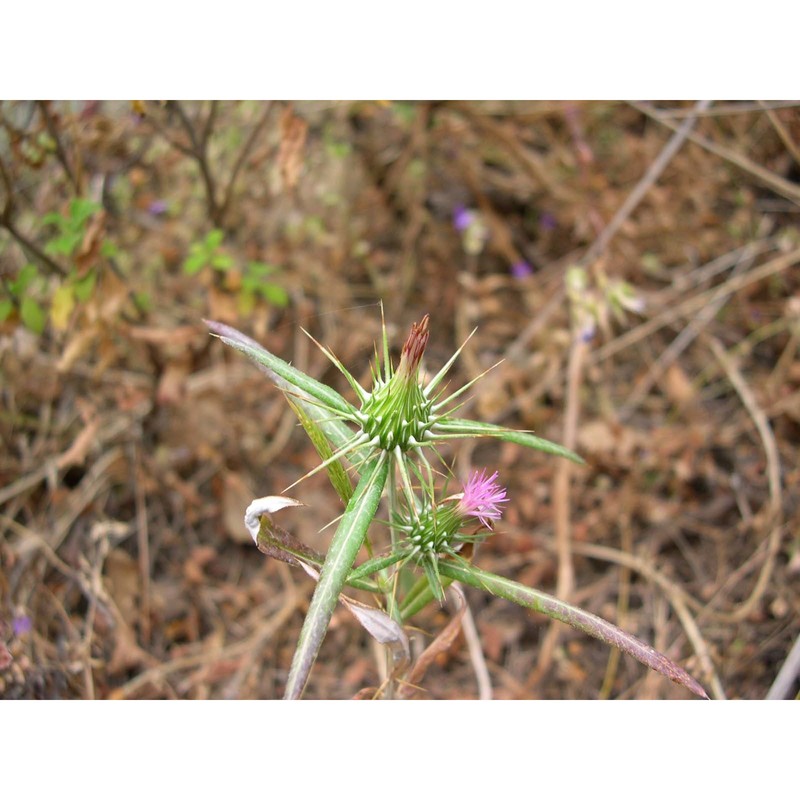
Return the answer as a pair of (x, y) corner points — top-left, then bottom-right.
(359, 314), (434, 452)
(398, 469), (508, 558)
(456, 469), (508, 528)
(207, 310), (582, 504)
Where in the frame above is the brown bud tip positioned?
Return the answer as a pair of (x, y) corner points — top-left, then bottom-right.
(401, 314), (430, 369)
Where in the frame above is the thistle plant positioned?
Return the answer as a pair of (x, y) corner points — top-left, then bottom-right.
(207, 312), (708, 700)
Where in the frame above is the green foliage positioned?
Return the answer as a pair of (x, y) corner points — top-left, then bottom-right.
(0, 197), (108, 335)
(20, 294), (47, 334)
(183, 232), (287, 313)
(2, 263), (47, 334)
(238, 261), (289, 314)
(42, 198), (101, 258)
(182, 229), (232, 275)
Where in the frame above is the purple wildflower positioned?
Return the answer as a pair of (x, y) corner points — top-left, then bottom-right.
(12, 615), (32, 636)
(452, 205), (474, 232)
(510, 260), (534, 280)
(457, 470), (508, 528)
(148, 199), (168, 216)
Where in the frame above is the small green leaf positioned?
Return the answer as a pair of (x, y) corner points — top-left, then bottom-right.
(48, 231), (84, 257)
(258, 283), (289, 307)
(211, 253), (233, 271)
(20, 296), (46, 334)
(73, 269), (97, 302)
(12, 264), (40, 295)
(183, 252), (207, 275)
(69, 198), (100, 226)
(134, 291), (152, 312)
(205, 229), (224, 250)
(41, 211), (66, 229)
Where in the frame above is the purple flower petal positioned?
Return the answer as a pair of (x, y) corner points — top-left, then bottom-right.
(452, 205), (474, 232)
(458, 469), (509, 528)
(12, 615), (32, 636)
(148, 199), (168, 216)
(510, 261), (534, 280)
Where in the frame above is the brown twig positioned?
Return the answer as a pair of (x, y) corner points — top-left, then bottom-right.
(218, 101), (273, 224)
(758, 102), (800, 169)
(147, 101), (223, 227)
(598, 490), (634, 699)
(632, 101), (800, 206)
(566, 539), (726, 699)
(113, 593), (300, 699)
(451, 101), (579, 203)
(705, 335), (784, 624)
(396, 585), (468, 699)
(133, 446), (151, 646)
(456, 587), (493, 700)
(0, 152), (68, 276)
(37, 100), (80, 193)
(531, 336), (588, 683)
(1, 219), (68, 277)
(654, 101), (800, 119)
(591, 245), (800, 365)
(582, 100), (712, 265)
(617, 237), (761, 419)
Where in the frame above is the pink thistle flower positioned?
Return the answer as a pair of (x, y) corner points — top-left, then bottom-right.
(457, 469), (508, 528)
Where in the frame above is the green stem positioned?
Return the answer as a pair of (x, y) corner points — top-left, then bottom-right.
(284, 452), (389, 700)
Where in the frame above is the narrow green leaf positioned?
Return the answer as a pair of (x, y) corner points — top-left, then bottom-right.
(284, 452), (389, 699)
(0, 298), (13, 321)
(434, 417), (585, 464)
(421, 554), (445, 603)
(205, 319), (356, 421)
(287, 397), (354, 505)
(437, 559), (709, 699)
(399, 574), (452, 620)
(347, 551), (407, 582)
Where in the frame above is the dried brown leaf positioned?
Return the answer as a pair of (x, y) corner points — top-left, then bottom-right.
(278, 104), (308, 191)
(397, 586), (467, 699)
